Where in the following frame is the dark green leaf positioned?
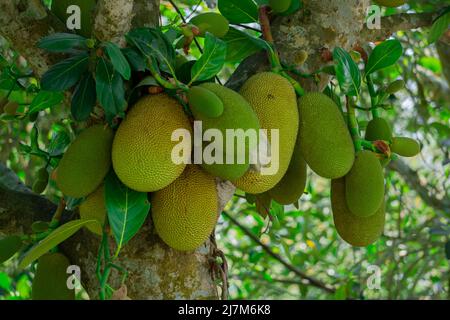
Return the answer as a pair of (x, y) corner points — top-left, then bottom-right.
(191, 33), (227, 83)
(122, 47), (147, 72)
(37, 33), (87, 53)
(41, 53), (89, 91)
(71, 73), (96, 121)
(218, 0), (259, 24)
(223, 27), (264, 62)
(365, 40), (403, 75)
(429, 12), (450, 44)
(104, 42), (131, 80)
(48, 129), (71, 157)
(0, 236), (23, 264)
(28, 91), (64, 114)
(105, 171), (151, 255)
(333, 47), (361, 97)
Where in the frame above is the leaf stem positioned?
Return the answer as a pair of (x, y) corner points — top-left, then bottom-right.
(366, 74), (379, 118)
(346, 96), (362, 152)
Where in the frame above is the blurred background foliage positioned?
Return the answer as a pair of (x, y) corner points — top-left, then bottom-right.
(1, 0), (449, 300)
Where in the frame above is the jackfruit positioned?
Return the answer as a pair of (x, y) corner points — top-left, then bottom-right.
(4, 101), (19, 116)
(57, 124), (114, 198)
(270, 0), (292, 13)
(79, 185), (106, 235)
(365, 117), (392, 141)
(345, 150), (384, 217)
(391, 137), (420, 157)
(190, 13), (229, 38)
(188, 86), (224, 118)
(32, 252), (75, 300)
(331, 178), (385, 247)
(233, 72), (299, 193)
(112, 94), (192, 192)
(33, 167), (49, 194)
(374, 0), (406, 7)
(151, 165), (218, 251)
(268, 136), (307, 205)
(386, 79), (405, 94)
(0, 235), (23, 263)
(298, 92), (354, 179)
(194, 83), (260, 181)
(51, 0), (96, 38)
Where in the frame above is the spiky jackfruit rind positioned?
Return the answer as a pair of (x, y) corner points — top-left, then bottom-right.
(391, 137), (421, 157)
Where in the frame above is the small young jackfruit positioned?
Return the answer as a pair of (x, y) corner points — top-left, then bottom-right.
(79, 185), (106, 236)
(331, 179), (385, 247)
(51, 0), (97, 37)
(194, 83), (260, 181)
(374, 0), (406, 7)
(233, 73), (299, 194)
(386, 79), (405, 94)
(151, 165), (218, 251)
(0, 235), (23, 263)
(365, 117), (392, 142)
(57, 124), (114, 198)
(269, 0), (292, 13)
(32, 167), (49, 194)
(32, 252), (75, 300)
(190, 13), (230, 38)
(268, 136), (307, 205)
(345, 150), (385, 217)
(112, 94), (192, 192)
(298, 92), (355, 179)
(391, 137), (420, 157)
(188, 86), (224, 118)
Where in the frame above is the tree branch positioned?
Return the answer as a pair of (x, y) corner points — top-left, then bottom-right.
(93, 0), (135, 44)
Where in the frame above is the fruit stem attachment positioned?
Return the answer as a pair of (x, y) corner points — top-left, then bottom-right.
(366, 74), (380, 118)
(346, 96), (362, 152)
(147, 58), (189, 92)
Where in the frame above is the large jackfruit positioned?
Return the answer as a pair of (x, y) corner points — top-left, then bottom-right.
(331, 178), (385, 247)
(79, 185), (106, 235)
(345, 150), (385, 217)
(32, 252), (75, 300)
(112, 94), (192, 192)
(268, 136), (307, 205)
(391, 137), (420, 157)
(233, 72), (299, 194)
(151, 165), (218, 251)
(374, 0), (406, 7)
(51, 0), (97, 38)
(193, 83), (260, 181)
(297, 92), (354, 179)
(57, 124), (114, 198)
(365, 117), (392, 142)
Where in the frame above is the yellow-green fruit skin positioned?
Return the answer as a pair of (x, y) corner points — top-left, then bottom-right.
(196, 83), (260, 181)
(374, 0), (406, 8)
(57, 124), (114, 198)
(51, 0), (96, 37)
(365, 117), (392, 141)
(331, 178), (385, 247)
(0, 236), (22, 263)
(112, 94), (192, 192)
(298, 92), (354, 179)
(345, 150), (385, 217)
(190, 13), (229, 38)
(270, 0), (292, 13)
(79, 185), (106, 235)
(268, 137), (307, 205)
(188, 86), (224, 118)
(32, 252), (74, 300)
(151, 165), (218, 251)
(391, 137), (420, 157)
(233, 72), (299, 194)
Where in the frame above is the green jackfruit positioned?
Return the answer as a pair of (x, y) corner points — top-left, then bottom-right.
(188, 86), (224, 118)
(391, 137), (420, 157)
(33, 168), (49, 194)
(233, 72), (299, 194)
(298, 92), (354, 179)
(194, 83), (260, 181)
(365, 117), (392, 141)
(374, 0), (406, 7)
(270, 0), (292, 13)
(190, 13), (229, 38)
(0, 235), (23, 263)
(79, 185), (106, 235)
(345, 150), (385, 217)
(112, 94), (192, 192)
(268, 136), (307, 205)
(51, 0), (96, 38)
(386, 79), (405, 94)
(57, 124), (114, 198)
(331, 178), (385, 247)
(32, 252), (75, 300)
(151, 165), (218, 251)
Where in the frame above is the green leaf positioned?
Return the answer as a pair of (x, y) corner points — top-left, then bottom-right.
(333, 47), (361, 97)
(365, 39), (403, 75)
(37, 33), (87, 53)
(0, 235), (23, 264)
(104, 42), (131, 80)
(218, 0), (259, 24)
(429, 12), (450, 44)
(191, 33), (227, 84)
(122, 47), (147, 72)
(47, 129), (71, 157)
(71, 72), (96, 121)
(0, 272), (12, 291)
(19, 219), (98, 269)
(223, 27), (264, 62)
(96, 58), (126, 122)
(41, 53), (89, 91)
(105, 171), (150, 256)
(28, 91), (64, 114)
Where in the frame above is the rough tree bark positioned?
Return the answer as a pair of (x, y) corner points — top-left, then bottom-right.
(0, 0), (443, 299)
